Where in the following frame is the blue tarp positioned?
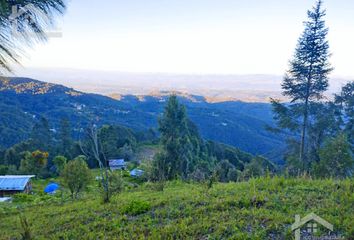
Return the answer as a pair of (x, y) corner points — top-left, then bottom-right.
(44, 183), (59, 193)
(130, 169), (144, 177)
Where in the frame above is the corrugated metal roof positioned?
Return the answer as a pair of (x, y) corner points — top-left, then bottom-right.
(0, 175), (35, 191)
(109, 159), (126, 167)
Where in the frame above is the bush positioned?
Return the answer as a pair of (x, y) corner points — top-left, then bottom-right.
(122, 200), (151, 216)
(108, 171), (124, 194)
(19, 214), (33, 240)
(227, 168), (240, 182)
(189, 168), (207, 182)
(61, 156), (91, 199)
(13, 194), (35, 203)
(215, 159), (236, 182)
(155, 181), (166, 191)
(314, 134), (353, 178)
(143, 181), (165, 191)
(0, 165), (9, 175)
(19, 151), (48, 176)
(53, 156), (67, 174)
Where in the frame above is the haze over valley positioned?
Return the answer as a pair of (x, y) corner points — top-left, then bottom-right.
(12, 67), (352, 103)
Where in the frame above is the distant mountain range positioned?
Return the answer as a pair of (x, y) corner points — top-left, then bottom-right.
(0, 77), (286, 162)
(11, 68), (352, 103)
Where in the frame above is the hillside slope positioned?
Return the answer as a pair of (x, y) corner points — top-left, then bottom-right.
(0, 77), (284, 160)
(0, 177), (353, 239)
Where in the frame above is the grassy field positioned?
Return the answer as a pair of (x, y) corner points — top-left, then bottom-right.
(0, 176), (353, 239)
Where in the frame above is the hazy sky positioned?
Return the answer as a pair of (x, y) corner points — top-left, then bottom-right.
(18, 0), (354, 76)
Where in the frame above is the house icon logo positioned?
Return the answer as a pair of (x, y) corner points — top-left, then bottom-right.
(291, 213), (333, 240)
(8, 3), (62, 38)
(9, 4), (46, 26)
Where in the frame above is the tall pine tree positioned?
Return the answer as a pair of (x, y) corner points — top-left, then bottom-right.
(272, 0), (332, 171)
(154, 95), (195, 180)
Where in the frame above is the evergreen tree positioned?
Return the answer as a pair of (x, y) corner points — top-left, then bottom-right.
(242, 156), (276, 179)
(98, 125), (137, 160)
(307, 102), (340, 163)
(30, 117), (52, 151)
(215, 159), (235, 182)
(154, 95), (195, 180)
(335, 82), (354, 149)
(4, 147), (18, 166)
(271, 0), (332, 171)
(59, 118), (73, 158)
(314, 134), (353, 178)
(53, 155), (67, 174)
(4, 141), (31, 167)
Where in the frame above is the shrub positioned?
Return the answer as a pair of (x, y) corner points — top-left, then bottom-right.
(53, 156), (67, 174)
(19, 151), (48, 177)
(0, 165), (9, 175)
(105, 171), (124, 199)
(143, 181), (165, 191)
(189, 168), (207, 182)
(13, 194), (35, 203)
(314, 134), (354, 178)
(19, 214), (33, 240)
(227, 168), (240, 182)
(122, 200), (151, 216)
(61, 156), (91, 199)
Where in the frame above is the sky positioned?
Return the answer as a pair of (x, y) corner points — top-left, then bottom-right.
(16, 0), (354, 77)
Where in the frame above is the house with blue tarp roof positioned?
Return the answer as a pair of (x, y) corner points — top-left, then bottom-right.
(0, 175), (35, 197)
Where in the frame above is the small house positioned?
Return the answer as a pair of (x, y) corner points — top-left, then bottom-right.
(0, 175), (35, 197)
(108, 159), (126, 171)
(130, 169), (144, 178)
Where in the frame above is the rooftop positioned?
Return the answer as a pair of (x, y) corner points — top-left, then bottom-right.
(108, 159), (126, 166)
(0, 175), (35, 191)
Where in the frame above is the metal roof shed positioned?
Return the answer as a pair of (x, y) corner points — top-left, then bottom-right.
(108, 159), (127, 170)
(0, 175), (35, 197)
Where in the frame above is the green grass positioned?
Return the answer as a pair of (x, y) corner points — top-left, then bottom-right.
(0, 176), (353, 239)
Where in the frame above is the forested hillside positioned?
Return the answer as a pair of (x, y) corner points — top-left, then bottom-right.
(0, 77), (284, 159)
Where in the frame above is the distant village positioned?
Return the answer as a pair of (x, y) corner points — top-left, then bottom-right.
(0, 158), (144, 203)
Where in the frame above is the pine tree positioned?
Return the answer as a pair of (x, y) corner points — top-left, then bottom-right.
(272, 0), (332, 170)
(59, 118), (73, 158)
(335, 82), (354, 149)
(30, 117), (52, 151)
(155, 95), (194, 180)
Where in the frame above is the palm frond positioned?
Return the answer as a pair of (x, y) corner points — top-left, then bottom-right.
(0, 0), (66, 73)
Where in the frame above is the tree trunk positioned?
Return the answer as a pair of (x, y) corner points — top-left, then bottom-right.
(103, 167), (110, 203)
(301, 45), (315, 172)
(301, 67), (313, 172)
(300, 103), (308, 171)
